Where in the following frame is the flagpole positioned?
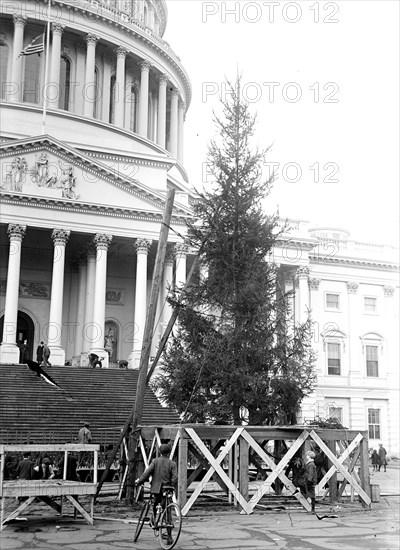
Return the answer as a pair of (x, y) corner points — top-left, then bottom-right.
(41, 0), (51, 135)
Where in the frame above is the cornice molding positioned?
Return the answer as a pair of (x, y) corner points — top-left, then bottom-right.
(0, 193), (189, 224)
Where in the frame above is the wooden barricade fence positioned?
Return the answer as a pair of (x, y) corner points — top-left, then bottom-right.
(137, 425), (371, 516)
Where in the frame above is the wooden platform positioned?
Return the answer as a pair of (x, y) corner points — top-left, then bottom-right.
(0, 444), (99, 530)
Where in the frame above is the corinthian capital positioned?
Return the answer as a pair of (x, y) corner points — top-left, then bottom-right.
(52, 23), (65, 36)
(140, 60), (151, 72)
(94, 234), (113, 250)
(346, 281), (359, 294)
(383, 286), (395, 297)
(86, 34), (99, 47)
(115, 46), (128, 59)
(296, 266), (310, 280)
(51, 229), (70, 246)
(174, 242), (189, 258)
(135, 238), (152, 254)
(309, 278), (321, 291)
(7, 224), (26, 242)
(13, 15), (27, 27)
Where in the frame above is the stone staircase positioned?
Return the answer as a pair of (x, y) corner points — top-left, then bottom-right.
(0, 363), (179, 445)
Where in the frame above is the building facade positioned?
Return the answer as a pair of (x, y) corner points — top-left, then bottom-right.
(275, 224), (399, 454)
(0, 0), (195, 369)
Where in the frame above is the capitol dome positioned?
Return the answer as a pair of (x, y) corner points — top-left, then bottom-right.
(0, 0), (195, 368)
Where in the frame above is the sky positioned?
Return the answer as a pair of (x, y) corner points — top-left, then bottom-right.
(164, 0), (399, 246)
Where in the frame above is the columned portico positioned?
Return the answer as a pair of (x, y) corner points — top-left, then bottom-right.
(83, 34), (99, 117)
(48, 228), (70, 366)
(90, 234), (113, 368)
(10, 15), (26, 102)
(138, 61), (151, 137)
(130, 237), (152, 369)
(48, 23), (64, 106)
(0, 224), (26, 363)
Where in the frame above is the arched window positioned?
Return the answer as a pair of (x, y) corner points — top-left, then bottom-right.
(23, 53), (41, 103)
(109, 74), (116, 123)
(129, 85), (138, 132)
(144, 5), (148, 25)
(59, 55), (71, 111)
(0, 43), (9, 100)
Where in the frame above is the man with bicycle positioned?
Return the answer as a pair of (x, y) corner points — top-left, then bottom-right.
(135, 444), (178, 545)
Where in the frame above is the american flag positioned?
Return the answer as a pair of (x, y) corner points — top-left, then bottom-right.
(18, 33), (45, 58)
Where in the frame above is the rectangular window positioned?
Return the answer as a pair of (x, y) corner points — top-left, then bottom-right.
(329, 406), (343, 424)
(364, 296), (377, 313)
(366, 345), (379, 377)
(327, 342), (341, 375)
(326, 293), (340, 309)
(368, 408), (381, 439)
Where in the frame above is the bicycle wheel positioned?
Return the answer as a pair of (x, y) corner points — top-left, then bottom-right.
(158, 502), (182, 550)
(133, 500), (150, 542)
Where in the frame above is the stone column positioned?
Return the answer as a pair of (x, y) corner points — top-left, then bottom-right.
(124, 70), (134, 129)
(175, 242), (188, 290)
(74, 42), (86, 115)
(47, 229), (70, 366)
(48, 23), (64, 106)
(296, 266), (310, 324)
(169, 89), (179, 157)
(130, 238), (152, 369)
(73, 259), (87, 364)
(0, 224), (26, 363)
(157, 74), (168, 147)
(101, 54), (113, 122)
(83, 34), (99, 117)
(10, 15), (26, 102)
(178, 99), (185, 162)
(81, 247), (96, 364)
(114, 47), (127, 127)
(138, 60), (151, 137)
(90, 234), (113, 367)
(346, 282), (360, 382)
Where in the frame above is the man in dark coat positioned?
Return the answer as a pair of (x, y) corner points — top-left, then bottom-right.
(135, 444), (178, 544)
(36, 341), (44, 364)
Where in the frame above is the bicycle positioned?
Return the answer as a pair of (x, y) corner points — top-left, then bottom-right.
(133, 484), (182, 549)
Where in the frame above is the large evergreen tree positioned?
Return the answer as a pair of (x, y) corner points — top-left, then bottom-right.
(153, 79), (316, 425)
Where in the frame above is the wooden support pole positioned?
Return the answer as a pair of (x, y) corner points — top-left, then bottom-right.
(359, 434), (371, 510)
(178, 429), (188, 508)
(96, 189), (175, 500)
(238, 436), (249, 504)
(274, 440), (283, 495)
(327, 440), (338, 503)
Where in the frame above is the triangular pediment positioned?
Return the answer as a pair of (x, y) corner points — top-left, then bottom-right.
(0, 135), (192, 218)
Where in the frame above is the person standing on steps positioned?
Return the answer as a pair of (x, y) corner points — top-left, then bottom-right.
(42, 342), (51, 366)
(36, 341), (44, 364)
